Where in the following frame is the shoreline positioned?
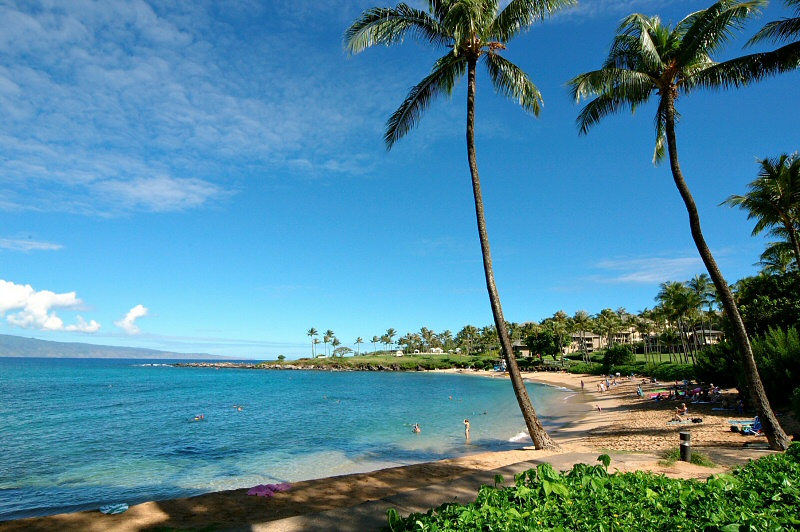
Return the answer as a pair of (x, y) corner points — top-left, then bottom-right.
(2, 370), (795, 531)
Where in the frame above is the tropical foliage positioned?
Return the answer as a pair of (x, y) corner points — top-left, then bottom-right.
(724, 153), (800, 267)
(386, 446), (800, 531)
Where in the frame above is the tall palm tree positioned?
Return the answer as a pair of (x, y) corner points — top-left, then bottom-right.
(345, 0), (574, 450)
(307, 327), (318, 357)
(371, 335), (381, 354)
(572, 310), (592, 362)
(723, 153), (800, 267)
(312, 338), (321, 357)
(331, 337), (342, 357)
(324, 329), (335, 357)
(355, 337), (364, 356)
(568, 0), (790, 450)
(687, 273), (716, 347)
(385, 328), (397, 351)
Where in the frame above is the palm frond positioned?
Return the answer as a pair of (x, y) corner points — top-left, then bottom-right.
(483, 53), (542, 116)
(445, 0), (496, 48)
(709, 41), (800, 84)
(491, 0), (577, 42)
(571, 69), (654, 135)
(748, 15), (800, 45)
(344, 4), (449, 54)
(652, 97), (669, 164)
(612, 15), (667, 73)
(384, 52), (467, 149)
(677, 0), (765, 64)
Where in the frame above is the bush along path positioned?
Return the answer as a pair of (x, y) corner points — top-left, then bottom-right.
(386, 444), (800, 531)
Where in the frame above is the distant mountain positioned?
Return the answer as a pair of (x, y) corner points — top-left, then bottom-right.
(0, 334), (233, 360)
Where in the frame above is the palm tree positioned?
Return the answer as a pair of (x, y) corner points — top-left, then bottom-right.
(371, 335), (381, 354)
(385, 328), (397, 351)
(569, 0), (789, 450)
(312, 338), (321, 357)
(757, 239), (796, 273)
(346, 0), (575, 450)
(355, 337), (364, 356)
(723, 153), (800, 267)
(307, 327), (318, 357)
(324, 329), (335, 357)
(687, 273), (716, 347)
(572, 310), (592, 362)
(331, 337), (342, 357)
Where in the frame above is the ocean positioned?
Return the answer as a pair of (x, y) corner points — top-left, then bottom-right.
(0, 357), (578, 521)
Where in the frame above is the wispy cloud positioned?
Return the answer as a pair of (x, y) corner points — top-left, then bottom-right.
(565, 0), (694, 20)
(114, 304), (149, 335)
(0, 238), (63, 252)
(594, 256), (703, 284)
(0, 279), (100, 332)
(0, 0), (391, 216)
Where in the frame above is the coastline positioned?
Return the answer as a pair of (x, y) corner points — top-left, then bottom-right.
(2, 370), (794, 532)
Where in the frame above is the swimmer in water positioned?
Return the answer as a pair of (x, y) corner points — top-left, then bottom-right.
(412, 423), (421, 433)
(464, 419), (470, 440)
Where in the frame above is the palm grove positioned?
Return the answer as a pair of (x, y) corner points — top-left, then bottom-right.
(341, 0), (798, 450)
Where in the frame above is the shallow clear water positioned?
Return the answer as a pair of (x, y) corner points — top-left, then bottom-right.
(0, 358), (575, 520)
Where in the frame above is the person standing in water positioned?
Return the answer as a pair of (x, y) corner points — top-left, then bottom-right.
(464, 419), (470, 440)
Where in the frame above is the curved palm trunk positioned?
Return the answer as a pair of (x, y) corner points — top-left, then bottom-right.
(783, 220), (800, 268)
(465, 57), (557, 451)
(663, 91), (789, 450)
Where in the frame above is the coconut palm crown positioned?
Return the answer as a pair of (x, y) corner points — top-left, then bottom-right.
(569, 0), (768, 164)
(568, 0), (791, 451)
(723, 153), (800, 267)
(345, 0), (574, 148)
(346, 0), (576, 450)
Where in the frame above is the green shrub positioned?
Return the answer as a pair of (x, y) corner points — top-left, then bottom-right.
(607, 362), (645, 377)
(751, 326), (800, 408)
(640, 362), (695, 382)
(386, 446), (800, 531)
(602, 345), (634, 368)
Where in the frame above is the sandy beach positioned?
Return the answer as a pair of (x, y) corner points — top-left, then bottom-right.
(2, 369), (796, 532)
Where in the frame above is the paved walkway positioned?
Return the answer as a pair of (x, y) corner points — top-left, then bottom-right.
(251, 451), (661, 532)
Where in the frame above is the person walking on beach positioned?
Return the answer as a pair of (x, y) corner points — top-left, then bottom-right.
(463, 419), (470, 440)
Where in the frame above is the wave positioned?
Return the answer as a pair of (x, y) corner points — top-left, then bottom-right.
(508, 431), (530, 443)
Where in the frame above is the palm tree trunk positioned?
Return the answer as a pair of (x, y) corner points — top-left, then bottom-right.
(663, 91), (789, 450)
(465, 57), (556, 450)
(784, 220), (800, 269)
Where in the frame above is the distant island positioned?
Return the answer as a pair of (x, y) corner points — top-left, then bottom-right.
(0, 333), (234, 360)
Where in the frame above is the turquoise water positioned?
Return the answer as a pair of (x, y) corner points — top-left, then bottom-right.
(0, 358), (575, 521)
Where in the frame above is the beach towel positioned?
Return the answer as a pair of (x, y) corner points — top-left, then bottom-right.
(247, 483), (292, 497)
(666, 420), (692, 425)
(99, 503), (129, 515)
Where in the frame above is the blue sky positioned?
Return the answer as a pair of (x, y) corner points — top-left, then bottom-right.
(1, 0), (797, 359)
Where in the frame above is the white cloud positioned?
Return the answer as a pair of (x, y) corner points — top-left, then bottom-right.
(114, 304), (149, 335)
(0, 238), (63, 252)
(595, 256), (703, 284)
(0, 279), (101, 332)
(0, 0), (392, 216)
